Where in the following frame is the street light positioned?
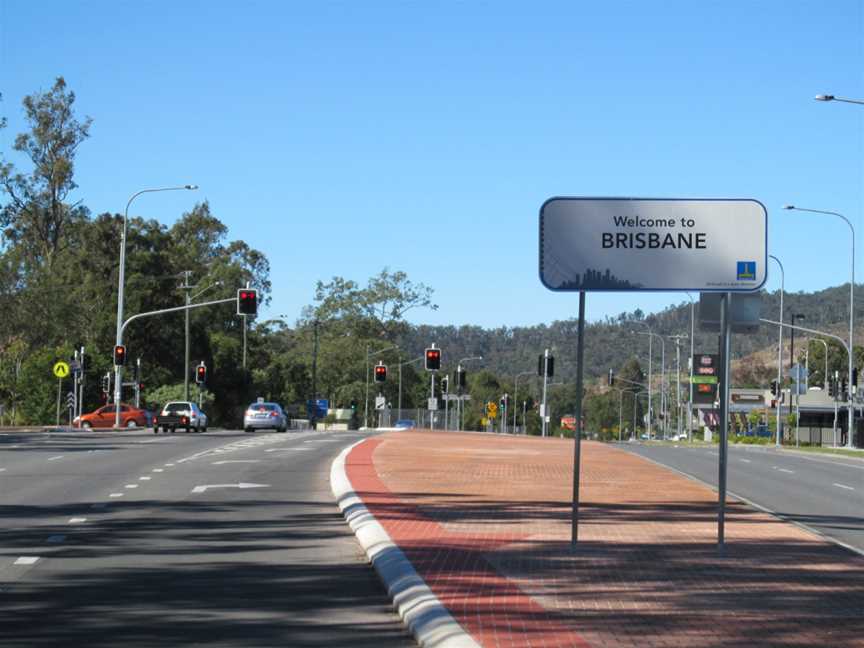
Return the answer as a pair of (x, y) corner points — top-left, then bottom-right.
(815, 94), (864, 105)
(456, 356), (483, 431)
(768, 255), (785, 446)
(513, 370), (534, 432)
(114, 185), (197, 427)
(632, 328), (665, 438)
(785, 205), (855, 448)
(684, 292), (696, 440)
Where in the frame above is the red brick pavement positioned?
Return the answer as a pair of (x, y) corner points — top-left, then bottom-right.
(344, 431), (864, 648)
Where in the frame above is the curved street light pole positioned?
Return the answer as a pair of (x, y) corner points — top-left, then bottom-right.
(513, 370), (534, 432)
(785, 206), (855, 448)
(115, 185), (197, 427)
(768, 255), (785, 446)
(815, 94), (864, 106)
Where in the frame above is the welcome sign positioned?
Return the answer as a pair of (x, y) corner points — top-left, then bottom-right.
(539, 197), (767, 292)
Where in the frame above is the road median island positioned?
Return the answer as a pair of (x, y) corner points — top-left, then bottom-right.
(334, 430), (864, 648)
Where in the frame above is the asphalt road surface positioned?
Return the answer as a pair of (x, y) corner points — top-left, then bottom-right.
(0, 427), (413, 647)
(621, 442), (864, 554)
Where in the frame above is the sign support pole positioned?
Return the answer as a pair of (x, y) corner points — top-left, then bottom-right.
(718, 292), (731, 554)
(56, 377), (62, 426)
(571, 290), (586, 546)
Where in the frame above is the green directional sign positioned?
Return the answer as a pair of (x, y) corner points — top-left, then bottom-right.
(691, 375), (718, 385)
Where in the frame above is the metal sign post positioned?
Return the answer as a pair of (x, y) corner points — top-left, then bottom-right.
(571, 291), (586, 546)
(717, 293), (731, 553)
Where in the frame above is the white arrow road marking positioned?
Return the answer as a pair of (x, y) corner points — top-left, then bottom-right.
(14, 557), (39, 565)
(191, 482), (270, 494)
(833, 483), (855, 491)
(212, 460), (261, 465)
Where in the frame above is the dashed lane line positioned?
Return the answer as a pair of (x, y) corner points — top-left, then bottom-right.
(48, 455), (64, 461)
(152, 468), (164, 473)
(13, 557), (39, 566)
(139, 476), (151, 480)
(124, 484), (138, 489)
(108, 493), (124, 498)
(68, 517), (87, 524)
(833, 483), (856, 491)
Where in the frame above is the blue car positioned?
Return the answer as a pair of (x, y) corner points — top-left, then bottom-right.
(394, 419), (415, 429)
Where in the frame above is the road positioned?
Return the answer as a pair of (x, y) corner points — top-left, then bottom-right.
(0, 428), (413, 647)
(621, 442), (864, 554)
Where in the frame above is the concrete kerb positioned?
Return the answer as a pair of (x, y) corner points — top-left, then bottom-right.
(331, 440), (480, 648)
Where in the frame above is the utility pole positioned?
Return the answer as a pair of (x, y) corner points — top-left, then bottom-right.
(311, 319), (319, 430)
(180, 270), (193, 401)
(541, 349), (550, 438)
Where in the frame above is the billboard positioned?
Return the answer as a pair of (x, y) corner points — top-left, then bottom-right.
(539, 198), (767, 292)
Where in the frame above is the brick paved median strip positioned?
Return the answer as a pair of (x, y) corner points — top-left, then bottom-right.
(345, 431), (864, 648)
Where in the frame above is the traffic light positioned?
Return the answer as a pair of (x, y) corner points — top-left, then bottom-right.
(196, 363), (207, 384)
(237, 288), (258, 316)
(829, 378), (837, 398)
(770, 380), (778, 397)
(607, 369), (615, 386)
(374, 363), (387, 383)
(441, 374), (449, 393)
(853, 368), (859, 388)
(425, 347), (441, 371)
(101, 373), (110, 394)
(350, 400), (358, 411)
(113, 345), (126, 366)
(456, 369), (466, 389)
(538, 354), (554, 377)
(841, 378), (848, 400)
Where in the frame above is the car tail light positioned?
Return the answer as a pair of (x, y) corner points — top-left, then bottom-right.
(180, 416), (189, 425)
(270, 412), (278, 417)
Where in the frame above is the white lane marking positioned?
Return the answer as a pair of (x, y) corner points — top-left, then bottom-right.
(739, 459), (751, 463)
(266, 447), (312, 452)
(14, 557), (39, 565)
(164, 463), (175, 466)
(68, 517), (87, 524)
(109, 493), (124, 498)
(46, 534), (66, 543)
(833, 483), (855, 491)
(778, 468), (795, 474)
(48, 455), (64, 461)
(139, 476), (151, 480)
(124, 484), (138, 489)
(152, 468), (164, 473)
(191, 482), (270, 494)
(212, 460), (261, 465)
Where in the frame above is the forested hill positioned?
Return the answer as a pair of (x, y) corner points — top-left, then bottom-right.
(399, 284), (862, 382)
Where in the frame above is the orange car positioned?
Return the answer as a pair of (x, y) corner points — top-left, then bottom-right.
(74, 403), (153, 429)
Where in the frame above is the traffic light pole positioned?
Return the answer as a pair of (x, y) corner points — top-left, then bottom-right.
(114, 296), (237, 428)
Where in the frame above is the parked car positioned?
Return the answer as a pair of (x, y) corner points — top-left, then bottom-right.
(243, 402), (288, 432)
(74, 403), (153, 429)
(154, 401), (208, 434)
(394, 419), (415, 429)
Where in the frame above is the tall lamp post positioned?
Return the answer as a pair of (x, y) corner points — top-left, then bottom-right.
(513, 370), (534, 432)
(181, 276), (222, 401)
(115, 185), (197, 427)
(684, 292), (696, 439)
(768, 255), (785, 446)
(785, 205), (855, 448)
(633, 328), (665, 438)
(456, 356), (483, 431)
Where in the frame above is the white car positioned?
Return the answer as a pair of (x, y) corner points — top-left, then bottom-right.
(154, 401), (208, 433)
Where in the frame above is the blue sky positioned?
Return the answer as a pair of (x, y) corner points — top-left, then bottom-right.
(1, 1), (862, 328)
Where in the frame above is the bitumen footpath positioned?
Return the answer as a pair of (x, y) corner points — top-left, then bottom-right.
(332, 430), (864, 648)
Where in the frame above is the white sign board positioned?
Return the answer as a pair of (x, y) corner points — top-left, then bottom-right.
(539, 198), (767, 292)
(375, 396), (386, 410)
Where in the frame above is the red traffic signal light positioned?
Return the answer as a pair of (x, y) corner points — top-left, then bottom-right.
(237, 288), (258, 316)
(425, 347), (441, 371)
(374, 363), (387, 382)
(196, 364), (207, 384)
(113, 345), (127, 366)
